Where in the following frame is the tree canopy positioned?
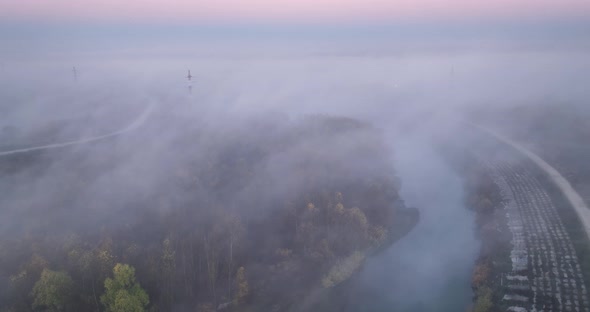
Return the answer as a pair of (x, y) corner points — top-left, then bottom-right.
(31, 269), (74, 312)
(100, 263), (149, 312)
(0, 115), (410, 311)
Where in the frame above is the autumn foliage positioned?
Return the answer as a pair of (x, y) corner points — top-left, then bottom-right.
(0, 116), (404, 311)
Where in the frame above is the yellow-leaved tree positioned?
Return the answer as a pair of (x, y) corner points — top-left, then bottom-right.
(233, 266), (249, 306)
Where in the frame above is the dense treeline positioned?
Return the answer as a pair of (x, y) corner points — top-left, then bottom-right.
(0, 115), (405, 311)
(462, 161), (503, 312)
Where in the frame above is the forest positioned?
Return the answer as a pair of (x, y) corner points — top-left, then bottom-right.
(0, 114), (411, 311)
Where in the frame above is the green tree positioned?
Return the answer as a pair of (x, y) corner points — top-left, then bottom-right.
(31, 269), (74, 312)
(101, 263), (149, 312)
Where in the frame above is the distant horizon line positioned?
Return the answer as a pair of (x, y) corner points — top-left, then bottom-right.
(3, 14), (590, 27)
(2, 17), (589, 38)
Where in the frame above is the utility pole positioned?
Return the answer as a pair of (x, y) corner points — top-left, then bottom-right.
(187, 70), (193, 94)
(73, 66), (78, 81)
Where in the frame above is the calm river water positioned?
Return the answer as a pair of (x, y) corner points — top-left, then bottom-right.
(315, 134), (479, 312)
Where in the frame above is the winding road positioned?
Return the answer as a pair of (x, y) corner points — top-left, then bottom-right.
(0, 102), (155, 157)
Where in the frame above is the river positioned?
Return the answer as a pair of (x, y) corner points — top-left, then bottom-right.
(315, 133), (480, 312)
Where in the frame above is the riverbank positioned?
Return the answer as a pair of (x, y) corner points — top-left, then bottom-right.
(297, 206), (419, 311)
(308, 136), (479, 312)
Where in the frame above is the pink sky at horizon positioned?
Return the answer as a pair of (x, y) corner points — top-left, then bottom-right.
(1, 0), (589, 23)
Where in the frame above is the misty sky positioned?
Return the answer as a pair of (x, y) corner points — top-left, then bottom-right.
(1, 0), (589, 139)
(1, 0), (589, 60)
(2, 0), (590, 22)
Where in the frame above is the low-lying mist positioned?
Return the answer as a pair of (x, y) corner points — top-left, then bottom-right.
(1, 31), (590, 311)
